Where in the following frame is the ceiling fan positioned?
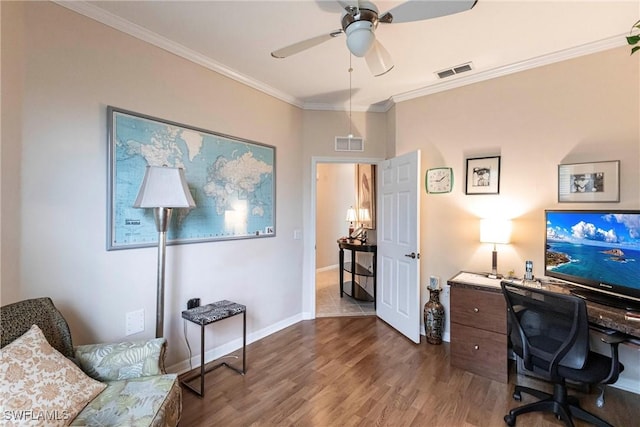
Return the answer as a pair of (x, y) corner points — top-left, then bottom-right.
(271, 0), (478, 77)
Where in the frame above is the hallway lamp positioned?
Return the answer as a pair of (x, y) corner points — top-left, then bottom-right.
(480, 218), (512, 279)
(346, 206), (357, 236)
(134, 165), (195, 338)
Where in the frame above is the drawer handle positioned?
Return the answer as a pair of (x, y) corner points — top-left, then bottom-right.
(473, 307), (479, 313)
(474, 345), (479, 351)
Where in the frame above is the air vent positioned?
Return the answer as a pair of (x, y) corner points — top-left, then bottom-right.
(335, 136), (364, 152)
(436, 62), (474, 79)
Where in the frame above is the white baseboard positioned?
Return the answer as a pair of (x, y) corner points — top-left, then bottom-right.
(611, 376), (640, 394)
(316, 264), (338, 273)
(420, 329), (450, 344)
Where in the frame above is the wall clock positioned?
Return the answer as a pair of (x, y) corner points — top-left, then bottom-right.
(426, 167), (453, 194)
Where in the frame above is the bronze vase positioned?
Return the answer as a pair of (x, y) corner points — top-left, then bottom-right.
(424, 289), (445, 344)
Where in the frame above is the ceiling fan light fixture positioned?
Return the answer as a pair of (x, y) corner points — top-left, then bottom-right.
(345, 20), (374, 57)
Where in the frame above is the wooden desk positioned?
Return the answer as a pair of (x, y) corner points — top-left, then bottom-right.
(337, 239), (377, 309)
(448, 272), (640, 383)
(448, 273), (508, 383)
(537, 283), (640, 340)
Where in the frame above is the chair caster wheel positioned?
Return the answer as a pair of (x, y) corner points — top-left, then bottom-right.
(513, 391), (522, 401)
(504, 414), (516, 426)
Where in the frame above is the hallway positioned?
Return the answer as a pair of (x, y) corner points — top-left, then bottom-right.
(315, 267), (375, 317)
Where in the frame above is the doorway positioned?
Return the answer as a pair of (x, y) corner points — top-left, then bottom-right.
(315, 161), (376, 317)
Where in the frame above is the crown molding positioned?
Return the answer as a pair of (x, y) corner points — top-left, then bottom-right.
(391, 35), (628, 104)
(54, 1), (628, 114)
(302, 102), (388, 113)
(54, 1), (305, 109)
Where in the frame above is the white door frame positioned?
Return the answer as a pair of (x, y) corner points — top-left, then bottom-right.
(303, 156), (384, 320)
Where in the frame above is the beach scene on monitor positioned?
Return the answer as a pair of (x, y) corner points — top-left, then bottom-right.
(546, 212), (640, 290)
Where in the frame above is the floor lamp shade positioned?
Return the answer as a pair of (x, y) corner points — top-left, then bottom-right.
(134, 165), (195, 338)
(133, 166), (195, 209)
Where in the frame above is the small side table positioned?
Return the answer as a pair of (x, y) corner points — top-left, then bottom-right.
(181, 300), (246, 397)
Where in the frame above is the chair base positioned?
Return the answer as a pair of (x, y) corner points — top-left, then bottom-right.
(504, 383), (613, 427)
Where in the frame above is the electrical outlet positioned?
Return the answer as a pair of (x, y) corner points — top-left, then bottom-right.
(187, 298), (200, 309)
(441, 285), (450, 298)
(125, 309), (144, 336)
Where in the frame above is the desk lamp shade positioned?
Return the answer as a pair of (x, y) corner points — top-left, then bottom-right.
(346, 207), (357, 236)
(480, 219), (512, 278)
(134, 165), (195, 338)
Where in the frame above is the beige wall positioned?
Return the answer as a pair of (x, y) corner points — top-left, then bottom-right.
(394, 45), (640, 390)
(0, 0), (24, 303)
(396, 46), (638, 290)
(1, 1), (304, 369)
(316, 163), (357, 269)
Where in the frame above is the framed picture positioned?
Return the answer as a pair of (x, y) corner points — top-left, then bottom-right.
(558, 160), (619, 203)
(356, 164), (376, 229)
(107, 106), (276, 250)
(465, 156), (501, 195)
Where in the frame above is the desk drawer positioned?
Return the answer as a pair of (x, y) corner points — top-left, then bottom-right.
(450, 286), (506, 334)
(451, 322), (508, 383)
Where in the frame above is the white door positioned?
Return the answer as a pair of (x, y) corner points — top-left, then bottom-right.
(376, 150), (421, 343)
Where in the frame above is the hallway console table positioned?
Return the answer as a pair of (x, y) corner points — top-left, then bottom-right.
(337, 239), (377, 309)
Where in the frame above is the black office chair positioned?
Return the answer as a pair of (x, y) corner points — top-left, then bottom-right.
(500, 282), (624, 427)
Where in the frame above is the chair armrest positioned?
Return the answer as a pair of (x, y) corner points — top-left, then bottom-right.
(75, 338), (166, 382)
(600, 331), (626, 345)
(599, 332), (625, 385)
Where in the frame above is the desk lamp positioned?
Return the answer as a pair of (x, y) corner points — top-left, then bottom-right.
(134, 165), (195, 338)
(480, 218), (512, 279)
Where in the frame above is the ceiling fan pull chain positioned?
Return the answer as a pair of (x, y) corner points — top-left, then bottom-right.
(348, 54), (353, 139)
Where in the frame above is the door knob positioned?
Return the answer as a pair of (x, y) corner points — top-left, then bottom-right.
(404, 252), (419, 259)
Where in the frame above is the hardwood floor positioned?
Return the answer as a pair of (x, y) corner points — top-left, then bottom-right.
(178, 317), (639, 427)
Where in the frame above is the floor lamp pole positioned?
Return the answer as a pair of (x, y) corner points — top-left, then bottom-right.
(154, 207), (173, 338)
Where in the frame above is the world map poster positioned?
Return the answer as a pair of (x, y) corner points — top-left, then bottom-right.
(107, 107), (275, 250)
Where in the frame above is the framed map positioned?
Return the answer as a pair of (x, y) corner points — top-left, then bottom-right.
(107, 107), (275, 250)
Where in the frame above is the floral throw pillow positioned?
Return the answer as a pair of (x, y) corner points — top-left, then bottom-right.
(0, 324), (106, 426)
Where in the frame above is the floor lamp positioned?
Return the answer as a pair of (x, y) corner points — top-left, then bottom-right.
(134, 165), (195, 338)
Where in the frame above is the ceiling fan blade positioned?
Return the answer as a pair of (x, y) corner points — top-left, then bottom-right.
(365, 40), (394, 77)
(271, 31), (343, 58)
(379, 0), (477, 24)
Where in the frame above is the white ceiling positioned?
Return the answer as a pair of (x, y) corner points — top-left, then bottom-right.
(61, 1), (638, 111)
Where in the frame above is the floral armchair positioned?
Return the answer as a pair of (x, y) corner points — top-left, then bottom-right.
(0, 297), (181, 427)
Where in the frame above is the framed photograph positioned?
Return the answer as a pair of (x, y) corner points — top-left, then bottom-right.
(107, 106), (276, 250)
(356, 164), (376, 229)
(465, 156), (501, 195)
(558, 160), (619, 203)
